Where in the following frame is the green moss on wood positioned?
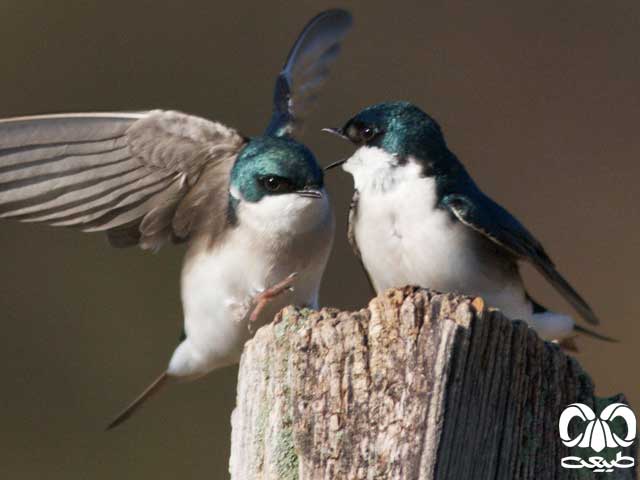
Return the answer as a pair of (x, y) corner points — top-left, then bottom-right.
(275, 425), (299, 480)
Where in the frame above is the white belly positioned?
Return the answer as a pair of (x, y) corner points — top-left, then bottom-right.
(347, 151), (531, 322)
(344, 147), (575, 339)
(169, 191), (334, 378)
(358, 182), (577, 339)
(355, 176), (478, 293)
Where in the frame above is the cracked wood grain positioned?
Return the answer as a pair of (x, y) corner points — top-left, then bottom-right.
(229, 287), (638, 480)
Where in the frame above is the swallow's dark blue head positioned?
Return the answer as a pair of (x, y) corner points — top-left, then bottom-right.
(231, 136), (324, 202)
(332, 102), (449, 161)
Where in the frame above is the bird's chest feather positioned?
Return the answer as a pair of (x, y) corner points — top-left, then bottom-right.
(345, 148), (482, 293)
(355, 175), (475, 292)
(347, 148), (529, 322)
(179, 191), (333, 367)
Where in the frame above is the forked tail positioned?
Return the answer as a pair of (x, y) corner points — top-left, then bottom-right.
(106, 371), (170, 430)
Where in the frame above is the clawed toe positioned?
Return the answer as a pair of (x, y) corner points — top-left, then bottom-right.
(248, 272), (299, 324)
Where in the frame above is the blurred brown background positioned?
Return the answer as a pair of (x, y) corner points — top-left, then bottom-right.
(0, 1), (638, 478)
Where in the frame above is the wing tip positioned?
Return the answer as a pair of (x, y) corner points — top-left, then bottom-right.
(265, 9), (353, 138)
(284, 8), (353, 74)
(582, 310), (601, 326)
(0, 112), (148, 125)
(305, 8), (353, 27)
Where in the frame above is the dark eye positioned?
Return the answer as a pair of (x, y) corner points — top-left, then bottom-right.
(360, 126), (375, 141)
(345, 123), (378, 144)
(259, 175), (293, 193)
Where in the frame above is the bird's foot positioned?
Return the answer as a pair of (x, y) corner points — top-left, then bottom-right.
(249, 272), (298, 324)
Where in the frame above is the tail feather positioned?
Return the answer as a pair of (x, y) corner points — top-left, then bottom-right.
(574, 324), (618, 343)
(106, 371), (169, 430)
(527, 293), (615, 344)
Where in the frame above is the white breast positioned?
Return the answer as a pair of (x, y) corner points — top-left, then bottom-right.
(169, 190), (334, 379)
(345, 146), (531, 321)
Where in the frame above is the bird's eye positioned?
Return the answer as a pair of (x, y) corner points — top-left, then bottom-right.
(360, 126), (375, 142)
(345, 123), (378, 144)
(259, 175), (293, 193)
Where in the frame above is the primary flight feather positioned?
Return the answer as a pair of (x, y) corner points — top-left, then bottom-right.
(0, 9), (352, 428)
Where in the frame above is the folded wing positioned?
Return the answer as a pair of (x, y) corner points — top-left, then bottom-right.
(442, 190), (600, 325)
(0, 111), (245, 250)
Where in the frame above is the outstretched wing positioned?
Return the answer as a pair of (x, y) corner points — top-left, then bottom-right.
(441, 190), (600, 325)
(0, 110), (246, 250)
(347, 190), (376, 295)
(265, 9), (353, 137)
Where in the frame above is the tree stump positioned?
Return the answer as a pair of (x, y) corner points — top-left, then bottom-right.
(229, 287), (638, 479)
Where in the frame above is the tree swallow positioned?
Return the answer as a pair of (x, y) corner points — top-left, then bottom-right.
(0, 9), (352, 428)
(324, 101), (614, 347)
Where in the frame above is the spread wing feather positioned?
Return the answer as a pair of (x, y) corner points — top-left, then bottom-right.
(0, 110), (245, 250)
(265, 9), (352, 137)
(442, 190), (600, 325)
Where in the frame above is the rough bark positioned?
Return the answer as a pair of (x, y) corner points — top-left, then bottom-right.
(229, 287), (638, 479)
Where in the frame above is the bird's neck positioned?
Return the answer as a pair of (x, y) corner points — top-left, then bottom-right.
(343, 146), (416, 194)
(344, 146), (471, 198)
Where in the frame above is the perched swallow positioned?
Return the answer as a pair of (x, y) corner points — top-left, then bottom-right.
(325, 101), (614, 347)
(0, 9), (352, 428)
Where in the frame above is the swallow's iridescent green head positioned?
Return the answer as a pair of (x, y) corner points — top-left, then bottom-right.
(331, 101), (450, 161)
(231, 136), (324, 202)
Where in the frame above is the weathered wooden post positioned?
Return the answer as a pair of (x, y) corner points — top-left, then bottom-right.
(229, 287), (638, 479)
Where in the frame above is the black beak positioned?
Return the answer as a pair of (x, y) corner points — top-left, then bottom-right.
(321, 127), (348, 141)
(322, 127), (349, 171)
(324, 159), (346, 171)
(296, 188), (323, 199)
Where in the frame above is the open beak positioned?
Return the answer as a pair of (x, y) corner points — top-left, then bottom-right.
(296, 188), (323, 199)
(321, 127), (348, 141)
(324, 159), (346, 171)
(322, 127), (349, 171)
